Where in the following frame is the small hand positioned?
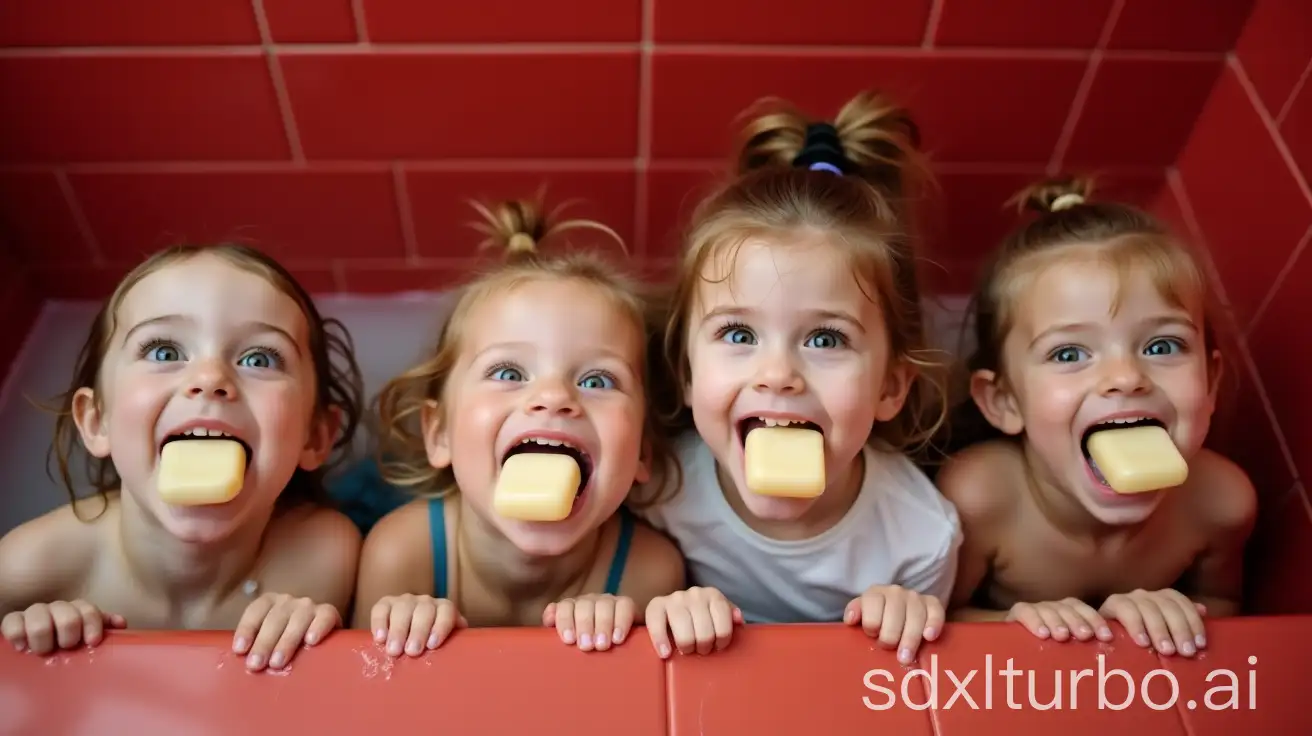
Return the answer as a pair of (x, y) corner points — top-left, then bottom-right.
(843, 585), (943, 665)
(645, 586), (742, 659)
(232, 593), (340, 671)
(1007, 598), (1114, 642)
(369, 593), (466, 658)
(1099, 588), (1207, 656)
(543, 594), (636, 652)
(1, 600), (126, 655)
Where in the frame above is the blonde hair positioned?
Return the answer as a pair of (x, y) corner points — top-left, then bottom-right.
(46, 243), (364, 519)
(940, 176), (1224, 454)
(375, 195), (677, 507)
(661, 89), (948, 455)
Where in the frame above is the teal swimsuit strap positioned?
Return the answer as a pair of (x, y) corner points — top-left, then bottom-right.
(428, 497), (447, 599)
(603, 507), (635, 596)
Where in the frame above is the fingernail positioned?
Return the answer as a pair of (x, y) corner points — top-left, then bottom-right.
(387, 640), (402, 656)
(246, 654), (263, 669)
(898, 648), (912, 663)
(232, 637), (247, 652)
(1136, 634), (1150, 646)
(1037, 626), (1050, 637)
(1099, 627), (1113, 640)
(562, 629), (575, 645)
(427, 634), (439, 649)
(304, 631), (318, 646)
(613, 628), (623, 643)
(269, 652), (285, 669)
(580, 634), (592, 649)
(1078, 626), (1091, 637)
(406, 641), (421, 655)
(1181, 641), (1195, 656)
(923, 626), (937, 639)
(659, 644), (670, 658)
(1195, 634), (1207, 648)
(374, 629), (385, 642)
(1055, 626), (1068, 637)
(596, 633), (608, 648)
(1160, 639), (1174, 653)
(13, 641), (23, 651)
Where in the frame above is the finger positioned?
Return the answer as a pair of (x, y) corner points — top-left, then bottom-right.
(1054, 602), (1094, 641)
(1166, 591), (1207, 652)
(1068, 600), (1113, 641)
(269, 603), (317, 669)
(105, 613), (127, 629)
(574, 600), (596, 652)
(1133, 596), (1174, 655)
(2, 612), (27, 652)
(428, 603), (459, 650)
(541, 602), (556, 628)
(897, 596), (928, 664)
(405, 601), (437, 657)
(707, 597), (736, 652)
(644, 601), (673, 659)
(303, 605), (339, 647)
(72, 601), (105, 647)
(923, 598), (945, 641)
(1008, 604), (1050, 639)
(386, 599), (417, 656)
(591, 599), (616, 651)
(612, 596), (636, 645)
(843, 598), (861, 626)
(233, 596), (275, 654)
(877, 593), (908, 649)
(554, 599), (576, 644)
(667, 604), (700, 656)
(1159, 591), (1202, 656)
(860, 592), (886, 640)
(46, 601), (86, 651)
(1105, 597), (1150, 648)
(369, 600), (392, 644)
(247, 604), (293, 670)
(1035, 604), (1069, 641)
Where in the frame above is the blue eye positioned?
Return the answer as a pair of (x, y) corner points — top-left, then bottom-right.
(1144, 338), (1183, 356)
(238, 349), (280, 369)
(718, 323), (755, 345)
(141, 340), (182, 362)
(491, 365), (524, 382)
(1050, 346), (1089, 363)
(805, 330), (845, 349)
(579, 372), (616, 390)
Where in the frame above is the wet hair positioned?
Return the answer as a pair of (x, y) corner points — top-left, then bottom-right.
(47, 243), (364, 519)
(937, 175), (1222, 457)
(660, 89), (948, 455)
(374, 195), (678, 507)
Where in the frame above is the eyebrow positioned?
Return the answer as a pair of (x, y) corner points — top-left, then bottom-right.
(123, 315), (303, 356)
(470, 341), (638, 367)
(700, 305), (866, 334)
(1028, 315), (1198, 349)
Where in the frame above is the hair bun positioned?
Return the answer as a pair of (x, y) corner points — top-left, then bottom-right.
(1012, 176), (1095, 215)
(468, 192), (628, 261)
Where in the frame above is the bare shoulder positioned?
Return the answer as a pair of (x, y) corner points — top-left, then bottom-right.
(0, 496), (112, 613)
(617, 519), (686, 608)
(356, 498), (435, 595)
(263, 503), (363, 608)
(1185, 449), (1258, 534)
(936, 440), (1025, 526)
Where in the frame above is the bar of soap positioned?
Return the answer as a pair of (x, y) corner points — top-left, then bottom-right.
(1086, 425), (1188, 494)
(157, 439), (246, 506)
(744, 427), (825, 497)
(493, 453), (579, 521)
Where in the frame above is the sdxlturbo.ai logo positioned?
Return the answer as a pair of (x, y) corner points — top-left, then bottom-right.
(863, 654), (1258, 711)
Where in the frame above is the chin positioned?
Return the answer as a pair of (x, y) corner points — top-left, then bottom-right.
(735, 486), (821, 521)
(1074, 476), (1165, 526)
(155, 502), (248, 545)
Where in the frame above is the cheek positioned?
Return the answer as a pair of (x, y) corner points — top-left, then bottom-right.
(1018, 373), (1084, 427)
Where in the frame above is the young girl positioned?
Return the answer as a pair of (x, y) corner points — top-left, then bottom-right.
(0, 244), (366, 672)
(937, 178), (1256, 659)
(351, 197), (686, 656)
(640, 90), (963, 665)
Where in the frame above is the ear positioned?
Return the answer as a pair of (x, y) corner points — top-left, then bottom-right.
(634, 435), (653, 485)
(969, 369), (1024, 435)
(298, 405), (341, 471)
(873, 360), (915, 422)
(421, 399), (452, 470)
(71, 388), (111, 458)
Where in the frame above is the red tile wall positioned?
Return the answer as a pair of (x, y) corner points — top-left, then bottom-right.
(2, 1), (1305, 609)
(1162, 0), (1312, 614)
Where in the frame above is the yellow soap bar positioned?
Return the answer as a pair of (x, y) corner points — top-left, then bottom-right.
(744, 427), (825, 497)
(1086, 425), (1188, 494)
(493, 453), (580, 521)
(157, 439), (246, 506)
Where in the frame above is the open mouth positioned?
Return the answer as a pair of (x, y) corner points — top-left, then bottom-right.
(1080, 416), (1164, 487)
(501, 437), (593, 498)
(737, 416), (823, 446)
(161, 428), (253, 468)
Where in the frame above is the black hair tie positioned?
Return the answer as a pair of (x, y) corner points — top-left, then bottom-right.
(792, 122), (850, 175)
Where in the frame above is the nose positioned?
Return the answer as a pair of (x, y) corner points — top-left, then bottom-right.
(525, 377), (582, 417)
(1097, 352), (1150, 396)
(184, 357), (237, 401)
(752, 346), (805, 394)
